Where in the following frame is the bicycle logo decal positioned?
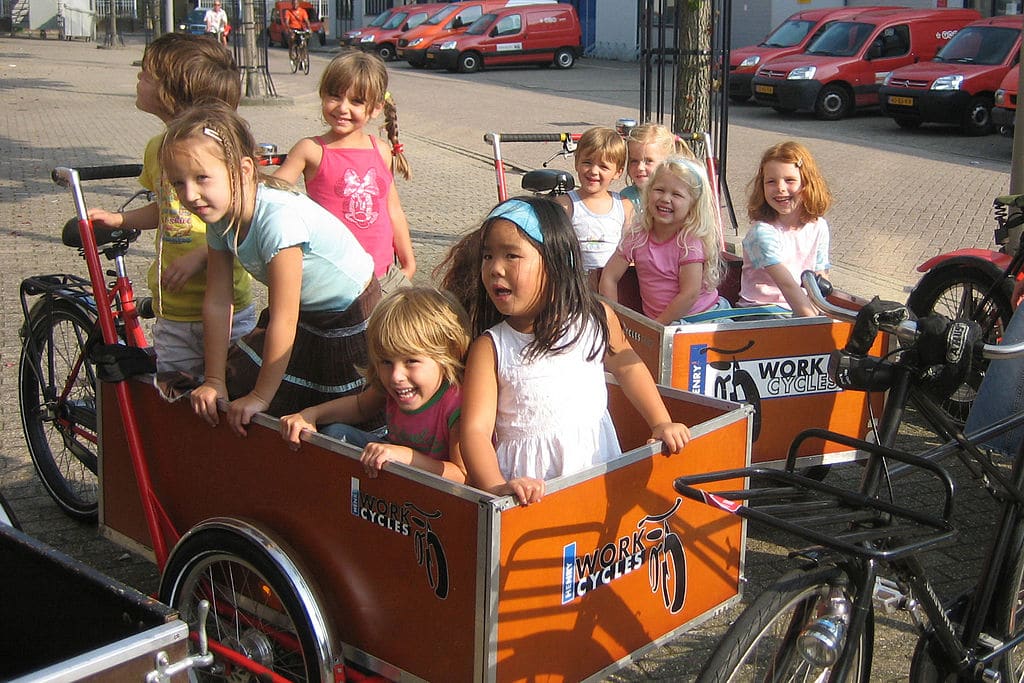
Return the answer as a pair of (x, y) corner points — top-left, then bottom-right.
(349, 478), (450, 599)
(560, 499), (688, 615)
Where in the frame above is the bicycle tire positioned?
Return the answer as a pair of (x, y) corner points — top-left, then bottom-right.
(290, 46), (299, 73)
(19, 298), (99, 521)
(990, 520), (1024, 681)
(302, 49), (310, 75)
(160, 526), (330, 682)
(906, 264), (1014, 424)
(697, 564), (872, 683)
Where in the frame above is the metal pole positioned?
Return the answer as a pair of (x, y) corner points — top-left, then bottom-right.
(242, 0), (268, 98)
(1011, 13), (1024, 194)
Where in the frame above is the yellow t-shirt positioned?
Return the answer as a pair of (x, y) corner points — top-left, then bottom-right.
(140, 134), (252, 321)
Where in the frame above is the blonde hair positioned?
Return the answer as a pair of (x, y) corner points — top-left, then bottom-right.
(633, 156), (723, 292)
(318, 51), (411, 180)
(627, 123), (696, 162)
(575, 126), (626, 170)
(362, 287), (471, 390)
(160, 101), (291, 239)
(141, 33), (241, 117)
(747, 140), (831, 224)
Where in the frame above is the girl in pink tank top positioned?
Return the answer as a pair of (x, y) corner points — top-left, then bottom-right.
(275, 51), (415, 293)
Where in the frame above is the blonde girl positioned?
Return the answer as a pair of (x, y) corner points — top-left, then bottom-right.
(600, 157), (726, 324)
(275, 50), (415, 295)
(621, 123), (696, 217)
(162, 102), (381, 436)
(280, 287), (471, 483)
(739, 141), (832, 317)
(458, 196), (691, 506)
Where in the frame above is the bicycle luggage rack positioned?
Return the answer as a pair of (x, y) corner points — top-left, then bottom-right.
(675, 428), (958, 562)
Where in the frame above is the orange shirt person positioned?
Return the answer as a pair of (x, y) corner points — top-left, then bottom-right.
(283, 0), (311, 47)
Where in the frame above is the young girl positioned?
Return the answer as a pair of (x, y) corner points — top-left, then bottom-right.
(599, 157), (726, 325)
(274, 50), (415, 295)
(458, 196), (692, 506)
(621, 123), (696, 218)
(279, 287), (470, 483)
(739, 140), (832, 318)
(162, 102), (382, 436)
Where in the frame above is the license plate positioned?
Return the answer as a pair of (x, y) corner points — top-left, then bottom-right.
(754, 84), (774, 95)
(888, 95), (914, 107)
(427, 53), (434, 60)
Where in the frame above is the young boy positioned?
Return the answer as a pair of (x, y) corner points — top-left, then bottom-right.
(556, 126), (633, 290)
(88, 33), (255, 376)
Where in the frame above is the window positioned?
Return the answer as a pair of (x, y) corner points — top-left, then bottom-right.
(494, 14), (521, 37)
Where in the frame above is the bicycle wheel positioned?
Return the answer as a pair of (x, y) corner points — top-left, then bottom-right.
(991, 522), (1024, 682)
(160, 525), (331, 682)
(906, 264), (1014, 424)
(290, 45), (299, 73)
(19, 298), (99, 521)
(697, 564), (872, 683)
(301, 44), (310, 75)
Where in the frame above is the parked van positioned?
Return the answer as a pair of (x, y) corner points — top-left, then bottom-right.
(878, 15), (1021, 135)
(993, 63), (1019, 135)
(729, 6), (898, 104)
(426, 3), (580, 72)
(397, 0), (555, 68)
(340, 6), (401, 48)
(750, 8), (980, 120)
(356, 3), (447, 61)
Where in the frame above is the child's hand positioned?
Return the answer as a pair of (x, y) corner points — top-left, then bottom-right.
(161, 249), (207, 293)
(87, 207), (123, 229)
(279, 412), (316, 450)
(226, 391), (270, 437)
(191, 380), (227, 427)
(360, 443), (412, 478)
(504, 477), (545, 506)
(649, 421), (691, 455)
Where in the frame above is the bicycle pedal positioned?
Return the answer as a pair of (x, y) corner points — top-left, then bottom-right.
(872, 576), (906, 614)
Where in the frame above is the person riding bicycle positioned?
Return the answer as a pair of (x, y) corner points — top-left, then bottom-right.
(204, 0), (229, 44)
(283, 0), (311, 53)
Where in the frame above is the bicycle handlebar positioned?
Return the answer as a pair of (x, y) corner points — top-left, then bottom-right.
(801, 270), (1024, 359)
(483, 132), (573, 144)
(52, 165), (143, 187)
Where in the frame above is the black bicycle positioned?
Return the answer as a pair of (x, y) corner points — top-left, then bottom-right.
(289, 29), (311, 75)
(677, 271), (1024, 682)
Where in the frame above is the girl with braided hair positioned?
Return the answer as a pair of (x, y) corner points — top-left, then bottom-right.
(275, 50), (415, 295)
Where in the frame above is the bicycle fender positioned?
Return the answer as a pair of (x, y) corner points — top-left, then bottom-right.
(915, 249), (1012, 274)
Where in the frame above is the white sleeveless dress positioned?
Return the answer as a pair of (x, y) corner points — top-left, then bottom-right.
(486, 320), (621, 481)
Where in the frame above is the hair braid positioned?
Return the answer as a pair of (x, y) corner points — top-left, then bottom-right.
(382, 92), (411, 180)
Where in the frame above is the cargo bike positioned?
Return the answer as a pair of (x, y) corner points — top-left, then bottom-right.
(16, 163), (754, 682)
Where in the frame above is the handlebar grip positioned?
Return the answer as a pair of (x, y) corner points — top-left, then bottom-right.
(52, 165), (144, 183)
(484, 133), (570, 143)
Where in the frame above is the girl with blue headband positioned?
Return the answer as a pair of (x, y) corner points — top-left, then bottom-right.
(458, 196), (692, 505)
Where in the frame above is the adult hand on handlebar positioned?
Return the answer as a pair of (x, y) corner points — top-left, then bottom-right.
(226, 391), (270, 437)
(191, 380), (227, 427)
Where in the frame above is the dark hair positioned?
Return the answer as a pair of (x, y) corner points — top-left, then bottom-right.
(141, 33), (240, 116)
(450, 195), (608, 362)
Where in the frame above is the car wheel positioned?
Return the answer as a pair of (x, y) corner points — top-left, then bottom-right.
(554, 47), (575, 69)
(458, 51), (481, 73)
(961, 95), (994, 136)
(318, 30), (326, 46)
(895, 117), (921, 130)
(377, 43), (394, 61)
(814, 83), (852, 121)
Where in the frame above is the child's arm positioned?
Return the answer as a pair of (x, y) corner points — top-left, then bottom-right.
(386, 183), (416, 280)
(598, 252), (629, 302)
(360, 419), (467, 483)
(191, 248), (237, 427)
(279, 385), (387, 446)
(765, 263), (817, 317)
(88, 202), (159, 231)
(461, 335), (545, 504)
(602, 302), (691, 454)
(654, 261), (704, 325)
(226, 246), (303, 436)
(161, 246), (208, 293)
(272, 138), (319, 187)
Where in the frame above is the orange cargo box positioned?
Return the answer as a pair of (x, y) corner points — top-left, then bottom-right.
(100, 378), (749, 682)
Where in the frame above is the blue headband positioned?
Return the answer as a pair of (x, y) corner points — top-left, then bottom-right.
(486, 199), (543, 243)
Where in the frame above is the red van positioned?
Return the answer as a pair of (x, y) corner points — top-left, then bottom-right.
(730, 6), (898, 104)
(993, 63), (1019, 135)
(878, 15), (1021, 135)
(751, 8), (980, 120)
(425, 3), (580, 72)
(340, 6), (401, 48)
(356, 3), (447, 61)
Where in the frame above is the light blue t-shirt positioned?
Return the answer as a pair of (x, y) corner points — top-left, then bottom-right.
(207, 185), (374, 312)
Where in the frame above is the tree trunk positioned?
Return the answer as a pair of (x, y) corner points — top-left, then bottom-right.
(674, 0), (712, 136)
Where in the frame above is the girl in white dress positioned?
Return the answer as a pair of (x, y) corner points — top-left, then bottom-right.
(459, 196), (692, 505)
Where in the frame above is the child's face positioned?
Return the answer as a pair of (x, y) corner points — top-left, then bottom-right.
(627, 140), (667, 189)
(321, 88), (382, 137)
(647, 171), (695, 231)
(573, 151), (623, 197)
(762, 160), (803, 220)
(164, 137), (248, 225)
(135, 69), (167, 119)
(481, 219), (547, 333)
(376, 353), (444, 411)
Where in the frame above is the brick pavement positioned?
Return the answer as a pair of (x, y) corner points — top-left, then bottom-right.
(0, 34), (1014, 681)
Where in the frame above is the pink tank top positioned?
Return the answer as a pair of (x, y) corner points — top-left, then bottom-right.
(305, 136), (395, 277)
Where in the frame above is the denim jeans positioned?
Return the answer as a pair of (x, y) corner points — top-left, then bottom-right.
(964, 306), (1024, 456)
(319, 422), (388, 448)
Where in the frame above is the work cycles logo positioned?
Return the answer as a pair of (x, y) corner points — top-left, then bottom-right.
(350, 478), (450, 599)
(561, 499), (687, 614)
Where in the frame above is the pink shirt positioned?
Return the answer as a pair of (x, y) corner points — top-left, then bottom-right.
(304, 136), (396, 278)
(616, 230), (719, 320)
(739, 218), (830, 308)
(386, 382), (461, 461)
